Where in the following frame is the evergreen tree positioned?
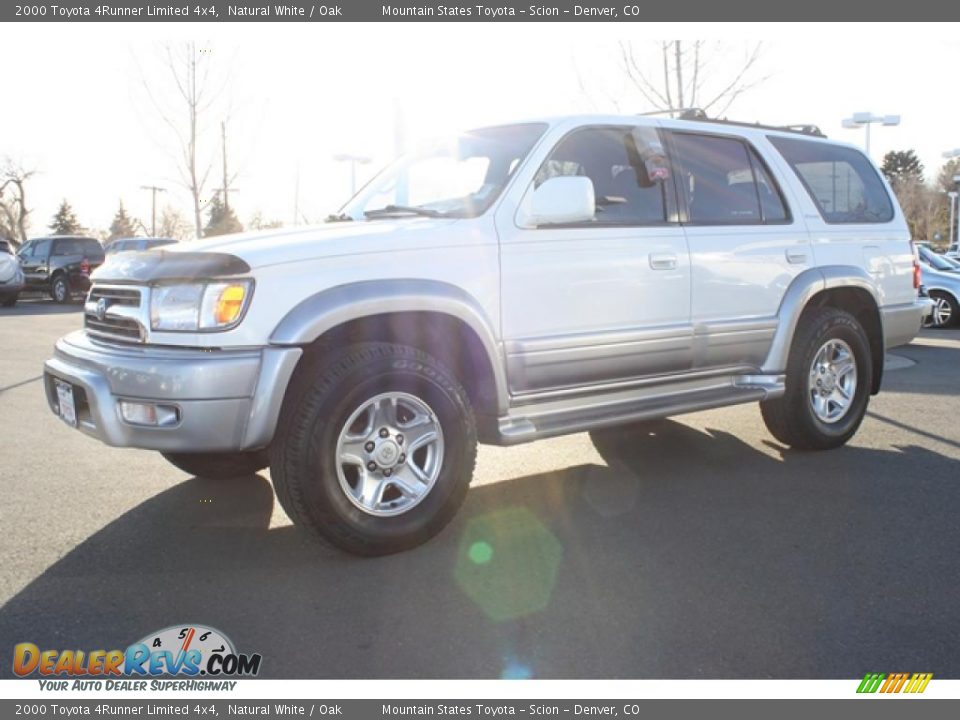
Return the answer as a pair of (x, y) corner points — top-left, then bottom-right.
(937, 158), (960, 192)
(203, 194), (243, 237)
(108, 201), (138, 241)
(48, 199), (82, 235)
(881, 150), (925, 187)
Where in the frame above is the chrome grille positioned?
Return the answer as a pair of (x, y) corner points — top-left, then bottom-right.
(84, 285), (146, 342)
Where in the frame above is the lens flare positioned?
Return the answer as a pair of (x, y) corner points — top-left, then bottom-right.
(468, 541), (494, 565)
(454, 506), (563, 623)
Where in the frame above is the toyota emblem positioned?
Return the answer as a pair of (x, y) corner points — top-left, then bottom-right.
(95, 297), (108, 322)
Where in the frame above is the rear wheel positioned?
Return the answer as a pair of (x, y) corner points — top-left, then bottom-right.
(50, 275), (69, 304)
(161, 450), (269, 480)
(761, 307), (872, 451)
(926, 291), (958, 328)
(270, 342), (477, 556)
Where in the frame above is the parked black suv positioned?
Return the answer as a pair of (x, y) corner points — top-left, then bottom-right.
(17, 236), (105, 303)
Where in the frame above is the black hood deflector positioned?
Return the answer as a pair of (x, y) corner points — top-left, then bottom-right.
(91, 250), (251, 284)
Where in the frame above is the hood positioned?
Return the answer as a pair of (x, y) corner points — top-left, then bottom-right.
(168, 218), (459, 269)
(922, 264), (960, 286)
(91, 217), (460, 284)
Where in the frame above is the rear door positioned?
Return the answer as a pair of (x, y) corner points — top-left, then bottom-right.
(668, 130), (811, 370)
(50, 238), (84, 290)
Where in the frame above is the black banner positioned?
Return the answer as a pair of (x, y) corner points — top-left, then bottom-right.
(4, 0), (959, 21)
(3, 700), (960, 719)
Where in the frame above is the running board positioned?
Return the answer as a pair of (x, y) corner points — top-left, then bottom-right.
(495, 374), (784, 445)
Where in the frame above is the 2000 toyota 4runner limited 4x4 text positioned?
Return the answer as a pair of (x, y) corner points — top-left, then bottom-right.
(44, 114), (929, 555)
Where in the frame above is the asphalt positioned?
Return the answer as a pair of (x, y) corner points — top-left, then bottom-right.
(1, 299), (959, 679)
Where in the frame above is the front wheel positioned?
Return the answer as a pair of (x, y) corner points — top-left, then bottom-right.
(50, 275), (69, 304)
(161, 450), (270, 479)
(270, 342), (477, 556)
(0, 294), (16, 307)
(761, 307), (872, 451)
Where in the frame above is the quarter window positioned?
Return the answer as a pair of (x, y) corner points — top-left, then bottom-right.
(768, 136), (894, 224)
(533, 126), (673, 226)
(671, 133), (788, 225)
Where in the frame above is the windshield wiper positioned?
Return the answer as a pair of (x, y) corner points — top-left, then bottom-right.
(325, 212), (353, 222)
(364, 205), (446, 219)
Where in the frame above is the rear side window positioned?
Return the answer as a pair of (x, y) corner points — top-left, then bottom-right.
(768, 136), (893, 224)
(82, 239), (104, 257)
(670, 133), (789, 225)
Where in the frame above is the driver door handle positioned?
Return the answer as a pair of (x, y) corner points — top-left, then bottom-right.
(649, 252), (678, 270)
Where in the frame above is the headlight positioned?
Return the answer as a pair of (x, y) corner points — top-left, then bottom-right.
(150, 280), (253, 332)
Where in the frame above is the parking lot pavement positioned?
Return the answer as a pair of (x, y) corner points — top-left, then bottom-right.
(1, 300), (959, 679)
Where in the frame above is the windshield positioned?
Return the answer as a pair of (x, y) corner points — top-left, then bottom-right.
(919, 245), (960, 271)
(340, 123), (547, 220)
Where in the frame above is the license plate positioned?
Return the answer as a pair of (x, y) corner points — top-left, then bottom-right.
(54, 379), (77, 427)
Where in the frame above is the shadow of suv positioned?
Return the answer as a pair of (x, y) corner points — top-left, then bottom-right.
(18, 236), (104, 303)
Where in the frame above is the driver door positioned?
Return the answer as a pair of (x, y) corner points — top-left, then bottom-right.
(497, 124), (692, 396)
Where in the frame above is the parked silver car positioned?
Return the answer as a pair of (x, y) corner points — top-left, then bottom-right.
(104, 237), (177, 255)
(918, 246), (960, 327)
(0, 245), (25, 307)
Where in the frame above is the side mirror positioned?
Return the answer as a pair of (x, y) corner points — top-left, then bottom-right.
(528, 176), (595, 226)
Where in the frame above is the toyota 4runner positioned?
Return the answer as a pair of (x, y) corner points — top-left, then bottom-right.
(44, 114), (928, 555)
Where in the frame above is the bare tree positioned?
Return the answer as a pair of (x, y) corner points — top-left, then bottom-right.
(137, 42), (228, 239)
(156, 205), (194, 242)
(0, 159), (35, 247)
(248, 211), (284, 231)
(618, 40), (768, 117)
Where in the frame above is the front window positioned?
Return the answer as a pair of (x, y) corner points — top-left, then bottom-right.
(532, 125), (674, 225)
(340, 123), (547, 220)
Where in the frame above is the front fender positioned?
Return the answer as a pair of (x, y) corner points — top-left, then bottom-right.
(269, 279), (509, 413)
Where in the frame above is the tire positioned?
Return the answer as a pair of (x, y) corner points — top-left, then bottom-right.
(50, 275), (69, 304)
(270, 342), (477, 557)
(927, 291), (959, 329)
(0, 294), (16, 307)
(760, 307), (872, 451)
(161, 450), (269, 480)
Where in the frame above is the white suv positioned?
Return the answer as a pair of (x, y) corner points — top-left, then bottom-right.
(44, 113), (927, 555)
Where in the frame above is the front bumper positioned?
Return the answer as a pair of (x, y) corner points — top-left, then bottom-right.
(43, 331), (301, 452)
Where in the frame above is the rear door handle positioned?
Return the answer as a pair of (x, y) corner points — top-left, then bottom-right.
(649, 252), (678, 270)
(785, 248), (808, 264)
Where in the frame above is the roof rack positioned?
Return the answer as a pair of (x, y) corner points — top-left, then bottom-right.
(638, 107), (826, 138)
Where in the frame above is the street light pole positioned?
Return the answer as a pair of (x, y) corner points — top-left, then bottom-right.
(333, 153), (372, 197)
(944, 150), (960, 251)
(140, 185), (167, 236)
(949, 191), (958, 250)
(841, 112), (901, 158)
